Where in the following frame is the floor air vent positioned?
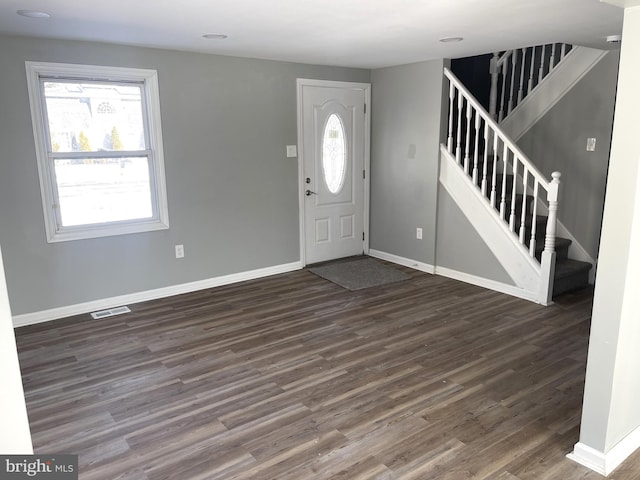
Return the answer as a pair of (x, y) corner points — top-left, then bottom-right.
(90, 306), (131, 319)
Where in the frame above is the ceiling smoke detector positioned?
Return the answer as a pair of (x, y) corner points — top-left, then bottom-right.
(17, 9), (51, 19)
(202, 33), (228, 40)
(439, 36), (464, 43)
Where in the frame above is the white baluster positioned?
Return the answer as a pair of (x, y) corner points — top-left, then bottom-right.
(519, 169), (529, 243)
(481, 121), (489, 196)
(529, 180), (539, 257)
(500, 144), (508, 219)
(472, 111), (480, 184)
(528, 46), (536, 93)
(447, 82), (455, 152)
(456, 93), (463, 164)
(464, 103), (472, 174)
(498, 61), (507, 122)
(538, 44), (547, 83)
(561, 43), (567, 59)
(508, 54), (517, 114)
(550, 43), (557, 69)
(491, 135), (498, 208)
(489, 53), (499, 121)
(517, 48), (526, 104)
(509, 156), (518, 232)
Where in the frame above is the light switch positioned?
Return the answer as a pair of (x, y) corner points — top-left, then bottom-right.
(586, 138), (596, 152)
(286, 145), (297, 158)
(408, 144), (416, 159)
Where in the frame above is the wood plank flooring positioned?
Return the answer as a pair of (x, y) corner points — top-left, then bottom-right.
(15, 264), (640, 479)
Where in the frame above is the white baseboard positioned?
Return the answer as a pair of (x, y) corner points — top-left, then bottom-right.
(13, 261), (303, 328)
(368, 250), (541, 304)
(568, 425), (640, 476)
(568, 443), (607, 476)
(368, 249), (435, 274)
(434, 266), (540, 303)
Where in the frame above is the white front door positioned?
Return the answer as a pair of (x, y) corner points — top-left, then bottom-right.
(297, 79), (370, 265)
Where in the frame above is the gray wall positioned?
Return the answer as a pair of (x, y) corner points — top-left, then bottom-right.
(517, 50), (620, 259)
(369, 60), (446, 265)
(0, 35), (369, 315)
(436, 187), (515, 285)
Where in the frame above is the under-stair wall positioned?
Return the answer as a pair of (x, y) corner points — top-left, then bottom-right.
(436, 185), (516, 287)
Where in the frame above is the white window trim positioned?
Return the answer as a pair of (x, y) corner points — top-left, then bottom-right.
(25, 61), (170, 242)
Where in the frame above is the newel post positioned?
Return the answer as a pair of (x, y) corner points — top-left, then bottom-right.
(489, 53), (499, 121)
(539, 171), (561, 305)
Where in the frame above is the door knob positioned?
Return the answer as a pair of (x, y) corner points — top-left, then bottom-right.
(305, 189), (317, 196)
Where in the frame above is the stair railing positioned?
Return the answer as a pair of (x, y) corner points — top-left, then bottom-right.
(490, 43), (573, 122)
(445, 67), (560, 302)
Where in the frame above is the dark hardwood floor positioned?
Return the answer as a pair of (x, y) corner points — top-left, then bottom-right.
(15, 264), (640, 479)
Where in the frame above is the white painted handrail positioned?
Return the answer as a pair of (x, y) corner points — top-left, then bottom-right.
(491, 43), (573, 123)
(444, 67), (559, 303)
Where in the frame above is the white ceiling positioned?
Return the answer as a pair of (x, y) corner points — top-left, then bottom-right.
(0, 0), (625, 69)
(603, 0), (640, 7)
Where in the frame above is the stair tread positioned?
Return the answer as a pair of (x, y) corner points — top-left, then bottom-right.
(553, 258), (592, 296)
(554, 258), (592, 279)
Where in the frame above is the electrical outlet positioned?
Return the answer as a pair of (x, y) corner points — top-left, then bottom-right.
(416, 227), (423, 240)
(586, 138), (597, 152)
(286, 145), (297, 157)
(175, 244), (184, 258)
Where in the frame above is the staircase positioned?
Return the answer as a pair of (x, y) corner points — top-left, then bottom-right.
(481, 158), (592, 297)
(440, 45), (595, 304)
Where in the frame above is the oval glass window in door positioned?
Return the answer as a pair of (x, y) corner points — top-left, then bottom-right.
(322, 114), (347, 194)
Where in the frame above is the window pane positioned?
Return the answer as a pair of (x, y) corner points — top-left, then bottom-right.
(322, 114), (347, 194)
(44, 81), (146, 153)
(54, 158), (153, 227)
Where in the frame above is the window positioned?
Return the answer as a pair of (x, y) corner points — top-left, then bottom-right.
(25, 62), (169, 242)
(321, 113), (347, 194)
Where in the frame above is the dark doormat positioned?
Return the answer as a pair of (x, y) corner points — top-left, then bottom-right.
(308, 257), (410, 291)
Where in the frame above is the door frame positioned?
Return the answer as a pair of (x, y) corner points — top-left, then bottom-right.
(296, 78), (371, 267)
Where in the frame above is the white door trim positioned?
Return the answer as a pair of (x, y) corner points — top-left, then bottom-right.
(296, 78), (371, 266)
